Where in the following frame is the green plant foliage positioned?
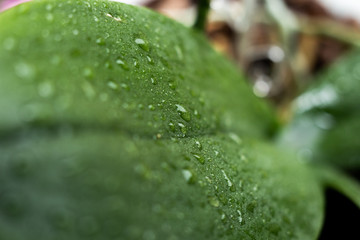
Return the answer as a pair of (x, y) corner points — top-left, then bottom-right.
(280, 50), (360, 169)
(0, 0), (358, 239)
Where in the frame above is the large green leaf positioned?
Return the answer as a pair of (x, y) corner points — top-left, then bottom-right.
(0, 0), (277, 139)
(0, 130), (324, 240)
(0, 0), (326, 239)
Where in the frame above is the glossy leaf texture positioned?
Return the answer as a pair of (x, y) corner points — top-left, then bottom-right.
(280, 50), (360, 170)
(0, 0), (324, 239)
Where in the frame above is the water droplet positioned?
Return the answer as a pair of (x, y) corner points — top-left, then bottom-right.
(38, 81), (54, 98)
(208, 196), (220, 207)
(46, 3), (53, 11)
(94, 16), (99, 22)
(148, 105), (155, 111)
(135, 38), (149, 52)
(146, 55), (154, 64)
(228, 132), (242, 145)
(120, 83), (129, 90)
(168, 122), (175, 132)
(175, 45), (183, 60)
(107, 81), (118, 90)
(83, 67), (94, 78)
(14, 62), (35, 80)
(46, 13), (54, 22)
(169, 82), (177, 90)
(3, 37), (15, 51)
(96, 37), (105, 45)
(237, 210), (243, 223)
(193, 154), (205, 164)
(116, 58), (129, 70)
(104, 61), (112, 69)
(221, 170), (235, 192)
(178, 122), (187, 135)
(81, 81), (96, 98)
(195, 140), (202, 150)
(175, 104), (191, 122)
(150, 78), (157, 85)
(182, 169), (195, 184)
(72, 29), (79, 35)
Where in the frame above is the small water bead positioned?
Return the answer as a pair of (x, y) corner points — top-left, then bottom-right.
(46, 3), (53, 11)
(116, 58), (129, 70)
(150, 78), (157, 85)
(120, 83), (129, 90)
(72, 29), (79, 35)
(146, 56), (154, 64)
(81, 81), (96, 98)
(38, 81), (54, 98)
(194, 109), (201, 119)
(135, 38), (149, 52)
(175, 104), (191, 122)
(178, 122), (187, 135)
(107, 81), (118, 90)
(228, 132), (242, 145)
(148, 105), (155, 111)
(169, 82), (177, 90)
(105, 61), (112, 69)
(133, 60), (139, 68)
(221, 170), (236, 192)
(237, 210), (243, 224)
(174, 45), (183, 60)
(182, 169), (195, 184)
(193, 154), (205, 164)
(96, 37), (105, 45)
(46, 13), (54, 22)
(14, 62), (35, 80)
(168, 122), (176, 132)
(83, 67), (94, 78)
(113, 16), (122, 22)
(195, 140), (202, 150)
(208, 196), (220, 207)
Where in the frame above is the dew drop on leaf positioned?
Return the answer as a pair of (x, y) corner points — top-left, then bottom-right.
(116, 58), (129, 70)
(38, 81), (54, 98)
(135, 38), (149, 52)
(107, 81), (118, 90)
(175, 104), (191, 122)
(96, 37), (105, 45)
(193, 154), (205, 164)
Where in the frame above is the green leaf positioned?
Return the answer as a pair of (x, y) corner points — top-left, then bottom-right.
(0, 0), (325, 239)
(0, 0), (277, 139)
(279, 50), (360, 169)
(315, 166), (360, 209)
(0, 130), (324, 239)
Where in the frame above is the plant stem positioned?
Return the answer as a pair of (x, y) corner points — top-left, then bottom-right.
(193, 0), (210, 32)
